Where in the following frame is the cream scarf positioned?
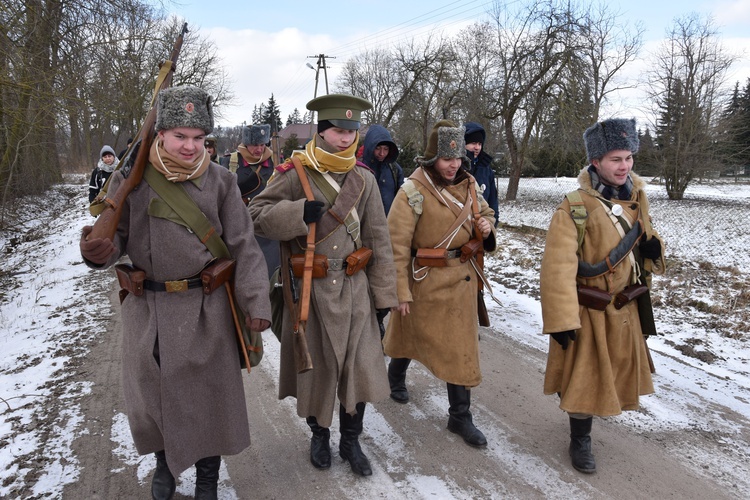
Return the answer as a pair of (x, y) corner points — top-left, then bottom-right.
(149, 138), (210, 182)
(238, 145), (273, 165)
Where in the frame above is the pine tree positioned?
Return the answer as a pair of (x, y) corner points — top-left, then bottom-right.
(286, 108), (302, 127)
(261, 94), (283, 134)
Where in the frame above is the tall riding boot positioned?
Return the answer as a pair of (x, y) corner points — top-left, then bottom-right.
(446, 383), (487, 448)
(151, 450), (175, 500)
(194, 455), (221, 500)
(306, 416), (331, 469)
(388, 358), (412, 404)
(569, 416), (596, 473)
(339, 402), (372, 476)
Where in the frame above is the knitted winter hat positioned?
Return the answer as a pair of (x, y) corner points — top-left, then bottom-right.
(100, 145), (116, 158)
(583, 118), (639, 162)
(420, 120), (468, 167)
(155, 85), (214, 134)
(242, 124), (271, 146)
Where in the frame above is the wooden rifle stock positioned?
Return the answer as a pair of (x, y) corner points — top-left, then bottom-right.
(88, 23), (189, 242)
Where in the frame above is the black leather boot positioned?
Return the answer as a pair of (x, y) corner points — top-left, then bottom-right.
(339, 402), (372, 476)
(446, 383), (487, 448)
(388, 358), (411, 404)
(306, 416), (331, 469)
(194, 455), (221, 500)
(569, 416), (596, 473)
(151, 450), (175, 500)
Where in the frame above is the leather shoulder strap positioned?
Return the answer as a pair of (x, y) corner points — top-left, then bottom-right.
(290, 157), (315, 325)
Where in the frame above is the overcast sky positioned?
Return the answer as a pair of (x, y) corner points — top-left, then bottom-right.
(168, 0), (750, 128)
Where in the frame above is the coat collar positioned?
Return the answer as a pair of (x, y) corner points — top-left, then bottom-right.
(576, 166), (645, 200)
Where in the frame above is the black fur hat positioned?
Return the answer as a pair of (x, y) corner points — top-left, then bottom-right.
(242, 124), (271, 146)
(583, 118), (639, 162)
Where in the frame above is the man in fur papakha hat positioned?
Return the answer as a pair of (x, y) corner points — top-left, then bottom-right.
(220, 123), (279, 277)
(79, 85), (271, 499)
(540, 117), (666, 474)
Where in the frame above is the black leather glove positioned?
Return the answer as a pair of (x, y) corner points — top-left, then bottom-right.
(303, 200), (325, 224)
(639, 235), (662, 260)
(550, 330), (576, 350)
(376, 308), (390, 323)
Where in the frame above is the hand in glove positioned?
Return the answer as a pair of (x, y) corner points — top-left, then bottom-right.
(376, 308), (390, 323)
(550, 330), (576, 350)
(80, 225), (117, 265)
(639, 235), (662, 260)
(303, 200), (325, 224)
(246, 316), (271, 332)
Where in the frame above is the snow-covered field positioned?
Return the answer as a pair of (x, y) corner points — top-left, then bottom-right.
(0, 174), (748, 497)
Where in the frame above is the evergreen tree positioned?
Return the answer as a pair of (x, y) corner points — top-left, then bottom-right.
(251, 104), (265, 125)
(286, 108), (303, 126)
(261, 94), (283, 134)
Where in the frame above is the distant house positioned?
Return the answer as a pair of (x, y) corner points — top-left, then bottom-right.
(278, 123), (314, 148)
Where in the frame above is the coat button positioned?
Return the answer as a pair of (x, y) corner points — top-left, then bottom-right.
(333, 245), (338, 250)
(630, 204), (637, 210)
(465, 276), (471, 281)
(332, 279), (337, 284)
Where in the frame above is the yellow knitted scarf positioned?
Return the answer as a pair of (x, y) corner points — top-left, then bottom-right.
(293, 133), (359, 173)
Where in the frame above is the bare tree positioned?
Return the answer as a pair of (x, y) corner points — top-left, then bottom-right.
(647, 13), (735, 199)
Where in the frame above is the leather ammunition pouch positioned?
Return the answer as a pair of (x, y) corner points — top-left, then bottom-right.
(115, 264), (145, 303)
(614, 284), (649, 310)
(290, 253), (328, 278)
(460, 238), (483, 263)
(345, 247), (372, 276)
(577, 284), (612, 311)
(415, 248), (449, 267)
(200, 258), (236, 295)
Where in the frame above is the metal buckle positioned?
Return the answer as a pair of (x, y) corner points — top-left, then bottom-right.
(165, 280), (188, 292)
(328, 259), (345, 271)
(346, 220), (360, 242)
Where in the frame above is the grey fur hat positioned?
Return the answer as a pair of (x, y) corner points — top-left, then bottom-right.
(155, 85), (214, 134)
(420, 120), (469, 167)
(583, 118), (639, 162)
(242, 124), (271, 146)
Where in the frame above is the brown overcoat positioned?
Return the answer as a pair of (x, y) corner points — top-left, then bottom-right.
(88, 163), (272, 476)
(541, 168), (666, 416)
(249, 164), (398, 428)
(383, 169), (496, 387)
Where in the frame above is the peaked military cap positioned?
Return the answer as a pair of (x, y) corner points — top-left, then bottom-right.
(307, 93), (372, 130)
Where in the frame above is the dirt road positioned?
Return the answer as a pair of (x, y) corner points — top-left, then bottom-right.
(62, 279), (748, 499)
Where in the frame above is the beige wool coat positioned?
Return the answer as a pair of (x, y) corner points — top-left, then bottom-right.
(87, 163), (272, 476)
(541, 168), (666, 416)
(383, 169), (496, 387)
(249, 163), (398, 428)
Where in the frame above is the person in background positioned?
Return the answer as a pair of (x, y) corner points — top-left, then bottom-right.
(540, 117), (666, 474)
(223, 123), (279, 278)
(79, 85), (271, 499)
(463, 122), (498, 226)
(362, 124), (404, 216)
(249, 94), (397, 477)
(118, 137), (133, 160)
(88, 145), (118, 203)
(205, 137), (219, 163)
(384, 120), (496, 448)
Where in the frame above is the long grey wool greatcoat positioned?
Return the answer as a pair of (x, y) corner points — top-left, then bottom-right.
(541, 168), (666, 417)
(86, 162), (272, 477)
(383, 169), (496, 387)
(249, 162), (398, 428)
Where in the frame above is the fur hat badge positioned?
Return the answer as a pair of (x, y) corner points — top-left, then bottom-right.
(155, 85), (214, 134)
(242, 124), (271, 146)
(420, 119), (468, 167)
(583, 118), (639, 162)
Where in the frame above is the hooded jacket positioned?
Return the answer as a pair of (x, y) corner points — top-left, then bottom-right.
(464, 122), (498, 224)
(362, 125), (404, 215)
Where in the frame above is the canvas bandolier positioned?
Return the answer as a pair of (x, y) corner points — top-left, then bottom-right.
(142, 165), (263, 372)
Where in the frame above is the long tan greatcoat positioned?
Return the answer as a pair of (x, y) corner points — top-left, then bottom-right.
(88, 163), (272, 476)
(383, 169), (496, 387)
(249, 164), (398, 428)
(541, 168), (666, 416)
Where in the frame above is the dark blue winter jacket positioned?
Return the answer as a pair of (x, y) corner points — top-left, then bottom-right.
(363, 125), (404, 215)
(464, 122), (498, 225)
